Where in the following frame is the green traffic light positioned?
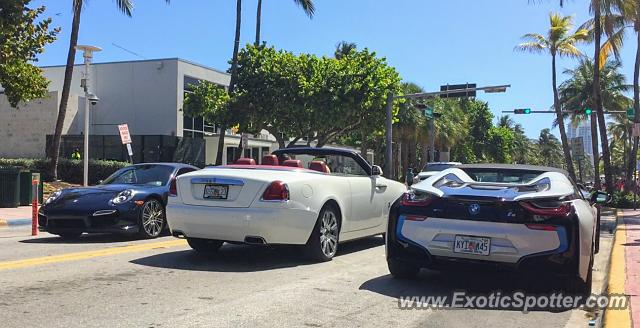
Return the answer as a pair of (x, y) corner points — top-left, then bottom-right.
(524, 108), (531, 114)
(584, 108), (592, 115)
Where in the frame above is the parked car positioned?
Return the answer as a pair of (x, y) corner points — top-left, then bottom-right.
(416, 162), (461, 182)
(38, 163), (198, 239)
(167, 147), (406, 261)
(386, 164), (609, 295)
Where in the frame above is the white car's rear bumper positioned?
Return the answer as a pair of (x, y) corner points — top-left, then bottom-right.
(166, 201), (318, 245)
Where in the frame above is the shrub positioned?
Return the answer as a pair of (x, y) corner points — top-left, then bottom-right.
(0, 158), (129, 184)
(610, 191), (638, 209)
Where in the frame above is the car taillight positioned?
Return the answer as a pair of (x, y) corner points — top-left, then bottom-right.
(169, 177), (178, 197)
(519, 201), (571, 217)
(262, 181), (289, 201)
(401, 191), (433, 207)
(404, 215), (428, 221)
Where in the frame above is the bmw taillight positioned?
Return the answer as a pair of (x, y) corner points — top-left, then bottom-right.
(262, 181), (289, 201)
(169, 177), (178, 197)
(519, 201), (571, 217)
(401, 191), (433, 207)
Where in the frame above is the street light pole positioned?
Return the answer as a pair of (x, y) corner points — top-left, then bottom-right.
(385, 92), (394, 179)
(76, 45), (101, 186)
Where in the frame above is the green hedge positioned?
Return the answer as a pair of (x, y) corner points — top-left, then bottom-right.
(0, 158), (129, 184)
(610, 191), (639, 209)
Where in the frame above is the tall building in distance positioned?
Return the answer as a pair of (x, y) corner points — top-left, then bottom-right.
(566, 120), (594, 161)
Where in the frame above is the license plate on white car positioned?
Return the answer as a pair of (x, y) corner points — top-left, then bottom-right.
(203, 184), (228, 200)
(453, 235), (491, 256)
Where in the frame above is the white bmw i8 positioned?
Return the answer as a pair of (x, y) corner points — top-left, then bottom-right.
(166, 147), (406, 261)
(386, 164), (609, 295)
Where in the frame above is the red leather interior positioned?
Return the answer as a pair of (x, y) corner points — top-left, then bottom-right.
(309, 161), (330, 173)
(282, 159), (303, 168)
(262, 155), (279, 166)
(235, 158), (256, 165)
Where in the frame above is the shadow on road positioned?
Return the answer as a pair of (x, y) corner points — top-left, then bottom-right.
(360, 270), (579, 313)
(130, 236), (384, 273)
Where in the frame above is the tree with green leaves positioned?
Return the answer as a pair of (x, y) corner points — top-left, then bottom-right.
(334, 41), (357, 60)
(0, 0), (58, 107)
(183, 81), (231, 129)
(50, 0), (169, 180)
(516, 12), (588, 183)
(255, 0), (314, 45)
(537, 128), (565, 168)
(558, 58), (631, 187)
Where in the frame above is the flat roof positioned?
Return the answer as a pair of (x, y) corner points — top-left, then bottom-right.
(40, 57), (230, 76)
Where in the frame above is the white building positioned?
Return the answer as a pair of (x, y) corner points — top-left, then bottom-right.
(0, 58), (277, 165)
(566, 120), (594, 162)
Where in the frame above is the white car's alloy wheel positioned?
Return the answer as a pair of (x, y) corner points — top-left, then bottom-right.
(319, 210), (339, 258)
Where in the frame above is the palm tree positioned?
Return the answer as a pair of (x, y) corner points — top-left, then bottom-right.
(516, 12), (588, 182)
(497, 115), (515, 129)
(215, 0), (243, 165)
(558, 58), (631, 188)
(538, 128), (565, 167)
(255, 0), (314, 45)
(334, 41), (357, 59)
(50, 0), (169, 180)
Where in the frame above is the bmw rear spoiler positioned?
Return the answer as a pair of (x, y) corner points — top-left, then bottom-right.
(411, 168), (575, 201)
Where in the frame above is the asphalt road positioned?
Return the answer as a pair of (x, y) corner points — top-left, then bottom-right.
(0, 222), (613, 328)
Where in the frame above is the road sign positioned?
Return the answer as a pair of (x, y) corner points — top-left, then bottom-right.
(571, 137), (584, 158)
(424, 106), (434, 119)
(126, 143), (133, 156)
(118, 124), (132, 144)
(440, 83), (476, 98)
(633, 123), (640, 137)
(628, 108), (636, 120)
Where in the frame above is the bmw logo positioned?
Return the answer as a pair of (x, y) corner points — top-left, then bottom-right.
(468, 203), (481, 215)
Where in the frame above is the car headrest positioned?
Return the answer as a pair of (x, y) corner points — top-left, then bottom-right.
(235, 158), (256, 165)
(309, 161), (330, 173)
(282, 159), (303, 168)
(262, 155), (279, 166)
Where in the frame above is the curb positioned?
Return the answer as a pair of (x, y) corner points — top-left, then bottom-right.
(0, 218), (32, 228)
(594, 208), (620, 328)
(600, 209), (632, 328)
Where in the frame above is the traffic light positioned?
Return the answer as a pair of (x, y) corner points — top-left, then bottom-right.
(514, 108), (531, 114)
(584, 107), (592, 115)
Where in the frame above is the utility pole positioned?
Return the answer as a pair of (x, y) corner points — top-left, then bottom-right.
(385, 92), (394, 179)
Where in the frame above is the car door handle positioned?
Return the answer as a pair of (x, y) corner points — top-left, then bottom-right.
(376, 183), (387, 189)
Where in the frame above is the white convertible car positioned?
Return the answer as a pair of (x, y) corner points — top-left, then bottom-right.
(166, 147), (406, 261)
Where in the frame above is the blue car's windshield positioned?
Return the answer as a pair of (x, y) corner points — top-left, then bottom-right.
(102, 165), (174, 186)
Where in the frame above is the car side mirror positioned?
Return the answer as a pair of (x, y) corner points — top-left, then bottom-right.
(371, 165), (383, 177)
(591, 191), (610, 205)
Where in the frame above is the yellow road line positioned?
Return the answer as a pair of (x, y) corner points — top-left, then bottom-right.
(0, 239), (186, 271)
(604, 210), (632, 328)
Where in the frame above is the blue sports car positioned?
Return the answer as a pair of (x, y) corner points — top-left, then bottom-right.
(38, 163), (198, 239)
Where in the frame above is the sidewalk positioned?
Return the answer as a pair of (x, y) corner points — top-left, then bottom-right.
(624, 209), (640, 328)
(0, 206), (33, 227)
(605, 209), (640, 328)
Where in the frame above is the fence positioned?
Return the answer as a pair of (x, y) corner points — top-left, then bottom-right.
(46, 135), (206, 167)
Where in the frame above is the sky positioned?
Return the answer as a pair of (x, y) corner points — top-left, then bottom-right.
(32, 0), (638, 139)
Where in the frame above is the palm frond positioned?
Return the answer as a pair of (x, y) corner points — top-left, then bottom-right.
(114, 0), (134, 17)
(293, 0), (315, 18)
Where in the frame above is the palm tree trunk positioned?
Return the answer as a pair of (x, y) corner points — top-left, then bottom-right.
(593, 3), (615, 193)
(591, 114), (601, 189)
(50, 0), (82, 180)
(255, 0), (262, 46)
(552, 54), (577, 181)
(215, 0), (242, 165)
(627, 30), (640, 190)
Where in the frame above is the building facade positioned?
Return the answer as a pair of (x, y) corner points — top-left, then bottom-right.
(0, 58), (278, 165)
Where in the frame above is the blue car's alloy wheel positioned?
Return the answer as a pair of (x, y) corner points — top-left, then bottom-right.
(139, 199), (165, 238)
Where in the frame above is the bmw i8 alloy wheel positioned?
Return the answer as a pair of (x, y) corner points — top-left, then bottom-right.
(139, 199), (164, 238)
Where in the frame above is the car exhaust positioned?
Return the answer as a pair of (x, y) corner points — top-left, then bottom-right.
(172, 230), (186, 239)
(244, 236), (266, 245)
